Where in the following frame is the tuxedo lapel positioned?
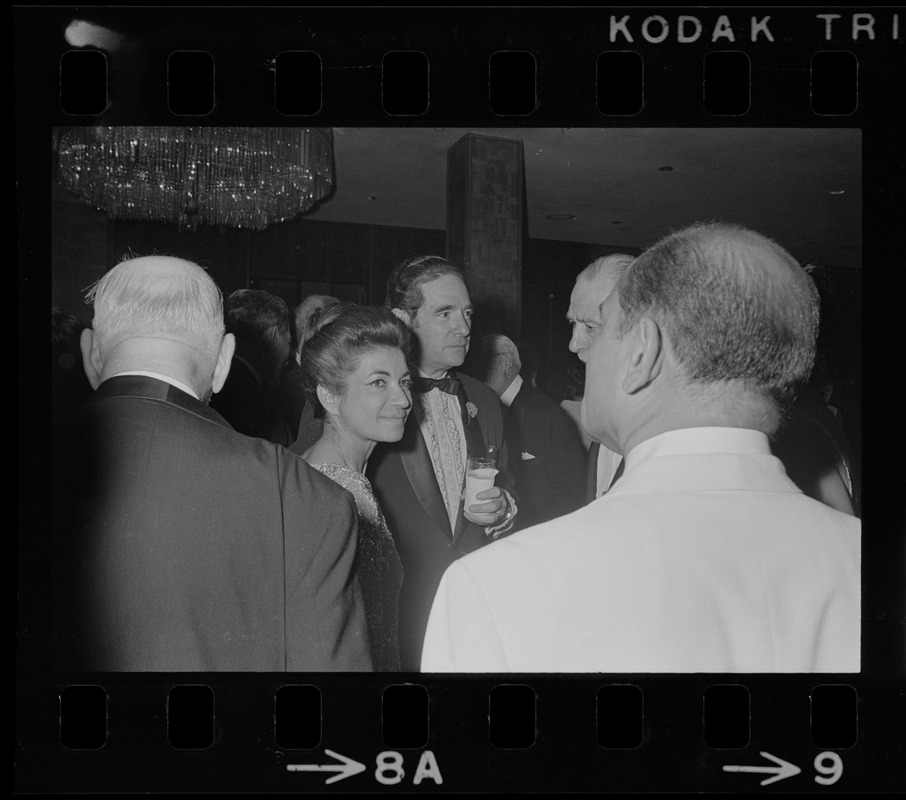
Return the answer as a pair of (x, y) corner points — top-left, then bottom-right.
(398, 413), (453, 537)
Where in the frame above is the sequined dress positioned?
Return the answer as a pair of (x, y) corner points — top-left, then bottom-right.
(311, 463), (403, 671)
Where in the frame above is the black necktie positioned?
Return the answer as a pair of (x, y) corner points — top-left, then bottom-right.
(411, 375), (462, 395)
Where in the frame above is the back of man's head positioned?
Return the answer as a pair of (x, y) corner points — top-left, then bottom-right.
(620, 223), (819, 416)
(482, 333), (520, 364)
(52, 307), (93, 412)
(226, 290), (290, 341)
(479, 334), (521, 394)
(52, 307), (87, 359)
(294, 294), (340, 348)
(87, 255), (225, 365)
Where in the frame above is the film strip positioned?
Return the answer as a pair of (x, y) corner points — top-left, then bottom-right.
(17, 5), (904, 793)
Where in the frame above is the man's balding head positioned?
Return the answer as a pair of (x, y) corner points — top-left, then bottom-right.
(81, 255), (233, 400)
(618, 223), (819, 410)
(87, 255), (225, 357)
(480, 334), (522, 397)
(294, 294), (340, 353)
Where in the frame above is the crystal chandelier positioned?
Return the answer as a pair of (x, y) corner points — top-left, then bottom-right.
(54, 126), (334, 231)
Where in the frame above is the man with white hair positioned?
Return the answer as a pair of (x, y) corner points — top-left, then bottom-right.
(481, 333), (586, 529)
(52, 255), (371, 672)
(422, 224), (860, 673)
(566, 254), (635, 502)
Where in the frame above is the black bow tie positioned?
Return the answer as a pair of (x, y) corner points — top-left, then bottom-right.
(411, 375), (462, 395)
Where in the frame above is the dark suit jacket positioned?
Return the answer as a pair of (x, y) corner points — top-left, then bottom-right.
(367, 372), (510, 670)
(505, 382), (587, 530)
(278, 359), (309, 442)
(51, 375), (372, 672)
(771, 391), (860, 517)
(289, 399), (325, 458)
(209, 357), (293, 447)
(585, 440), (625, 504)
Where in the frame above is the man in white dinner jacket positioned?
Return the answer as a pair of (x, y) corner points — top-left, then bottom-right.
(421, 223), (860, 673)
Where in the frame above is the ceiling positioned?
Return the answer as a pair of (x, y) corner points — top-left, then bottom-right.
(305, 127), (862, 269)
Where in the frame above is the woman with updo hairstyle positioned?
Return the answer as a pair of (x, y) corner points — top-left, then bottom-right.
(299, 303), (412, 671)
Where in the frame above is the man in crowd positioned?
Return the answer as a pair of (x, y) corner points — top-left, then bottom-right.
(287, 293), (340, 452)
(209, 289), (294, 446)
(422, 224), (860, 673)
(293, 293), (340, 364)
(567, 253), (636, 502)
(480, 334), (586, 529)
(367, 255), (517, 670)
(52, 306), (93, 424)
(52, 255), (371, 671)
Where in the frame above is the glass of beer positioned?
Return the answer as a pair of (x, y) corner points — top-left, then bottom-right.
(465, 456), (498, 512)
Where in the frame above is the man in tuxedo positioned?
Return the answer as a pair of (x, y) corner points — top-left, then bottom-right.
(52, 255), (371, 672)
(209, 289), (294, 446)
(567, 254), (635, 502)
(422, 224), (860, 673)
(367, 255), (517, 670)
(481, 334), (586, 529)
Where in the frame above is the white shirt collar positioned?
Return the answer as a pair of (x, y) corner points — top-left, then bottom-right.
(499, 374), (523, 408)
(113, 371), (200, 400)
(625, 427), (772, 471)
(416, 366), (451, 379)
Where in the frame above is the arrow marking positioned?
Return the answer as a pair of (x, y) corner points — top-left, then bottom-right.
(723, 751), (801, 786)
(287, 749), (367, 784)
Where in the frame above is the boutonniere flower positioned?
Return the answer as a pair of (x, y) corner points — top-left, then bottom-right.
(466, 402), (478, 420)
